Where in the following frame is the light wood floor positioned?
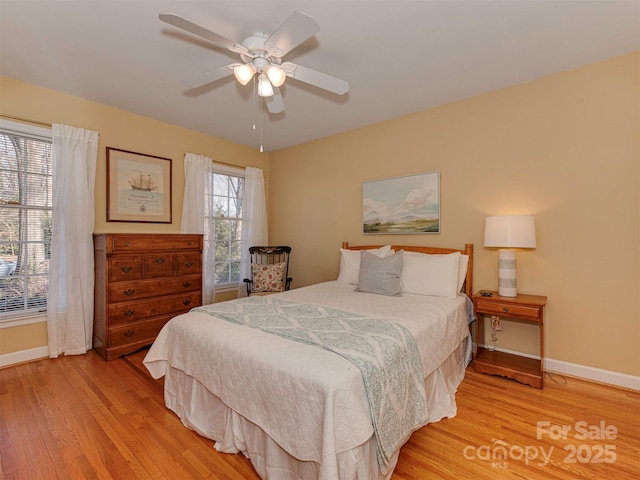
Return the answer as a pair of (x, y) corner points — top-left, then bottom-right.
(1, 348), (638, 480)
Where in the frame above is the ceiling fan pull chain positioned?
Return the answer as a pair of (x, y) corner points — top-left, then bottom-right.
(260, 92), (264, 153)
(252, 76), (257, 131)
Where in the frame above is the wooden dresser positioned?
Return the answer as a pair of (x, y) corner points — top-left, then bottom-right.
(93, 233), (203, 360)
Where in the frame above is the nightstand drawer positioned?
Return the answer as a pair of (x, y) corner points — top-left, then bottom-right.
(475, 299), (542, 320)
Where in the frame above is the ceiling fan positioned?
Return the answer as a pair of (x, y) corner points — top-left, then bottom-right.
(159, 11), (349, 114)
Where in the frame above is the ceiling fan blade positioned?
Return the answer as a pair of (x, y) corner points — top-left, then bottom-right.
(182, 64), (234, 89)
(265, 87), (285, 114)
(281, 62), (349, 95)
(265, 11), (319, 58)
(159, 13), (236, 50)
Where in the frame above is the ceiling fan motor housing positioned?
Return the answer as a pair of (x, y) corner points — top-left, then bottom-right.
(238, 33), (282, 68)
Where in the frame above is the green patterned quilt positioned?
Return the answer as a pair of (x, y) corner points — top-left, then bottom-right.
(194, 296), (428, 467)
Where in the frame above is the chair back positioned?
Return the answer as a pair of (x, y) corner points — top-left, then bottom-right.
(244, 246), (292, 295)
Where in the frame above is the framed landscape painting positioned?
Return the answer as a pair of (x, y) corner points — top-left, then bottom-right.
(362, 171), (440, 234)
(107, 147), (172, 223)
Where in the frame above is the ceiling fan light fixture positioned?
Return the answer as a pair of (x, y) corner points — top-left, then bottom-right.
(265, 65), (286, 87)
(258, 73), (274, 97)
(233, 63), (256, 85)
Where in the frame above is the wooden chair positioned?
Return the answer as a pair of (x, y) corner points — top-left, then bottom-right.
(243, 246), (292, 296)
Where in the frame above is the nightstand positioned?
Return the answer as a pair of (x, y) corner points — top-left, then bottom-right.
(473, 291), (547, 388)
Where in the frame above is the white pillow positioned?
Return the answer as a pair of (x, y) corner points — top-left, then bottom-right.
(400, 251), (460, 298)
(458, 254), (469, 293)
(337, 245), (392, 285)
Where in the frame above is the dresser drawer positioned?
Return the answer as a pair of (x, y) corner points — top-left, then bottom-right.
(111, 235), (201, 252)
(176, 253), (202, 275)
(109, 257), (143, 282)
(144, 254), (175, 278)
(109, 274), (201, 303)
(108, 292), (201, 325)
(475, 299), (542, 320)
(109, 316), (172, 348)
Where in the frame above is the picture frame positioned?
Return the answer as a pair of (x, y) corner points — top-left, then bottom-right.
(106, 147), (172, 223)
(362, 171), (440, 234)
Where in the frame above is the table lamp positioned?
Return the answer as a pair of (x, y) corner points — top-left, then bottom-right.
(484, 215), (536, 297)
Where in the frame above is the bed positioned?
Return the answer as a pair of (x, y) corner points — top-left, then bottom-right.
(144, 242), (474, 480)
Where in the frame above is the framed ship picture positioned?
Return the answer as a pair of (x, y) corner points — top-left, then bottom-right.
(107, 147), (172, 223)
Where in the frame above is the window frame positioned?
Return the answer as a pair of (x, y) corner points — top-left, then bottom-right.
(0, 119), (53, 325)
(207, 163), (245, 290)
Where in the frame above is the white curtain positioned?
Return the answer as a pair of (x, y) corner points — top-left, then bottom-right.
(47, 124), (98, 357)
(238, 167), (268, 297)
(181, 153), (216, 304)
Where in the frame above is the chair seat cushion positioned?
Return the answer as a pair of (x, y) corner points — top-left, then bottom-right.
(252, 262), (287, 293)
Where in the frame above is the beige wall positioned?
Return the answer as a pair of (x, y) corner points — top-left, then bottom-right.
(0, 76), (268, 355)
(269, 52), (640, 377)
(0, 322), (48, 357)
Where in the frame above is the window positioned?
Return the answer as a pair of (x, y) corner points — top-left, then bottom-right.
(205, 168), (244, 287)
(0, 121), (53, 318)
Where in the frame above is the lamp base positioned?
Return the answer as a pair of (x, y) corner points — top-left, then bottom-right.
(498, 249), (517, 297)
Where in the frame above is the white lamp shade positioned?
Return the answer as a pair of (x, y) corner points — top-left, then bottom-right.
(257, 73), (274, 97)
(233, 63), (256, 85)
(484, 215), (536, 248)
(265, 65), (286, 87)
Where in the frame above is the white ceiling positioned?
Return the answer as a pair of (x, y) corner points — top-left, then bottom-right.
(1, 1), (638, 152)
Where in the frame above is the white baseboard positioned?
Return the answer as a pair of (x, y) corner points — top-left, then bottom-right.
(0, 346), (49, 368)
(477, 344), (640, 391)
(545, 357), (640, 391)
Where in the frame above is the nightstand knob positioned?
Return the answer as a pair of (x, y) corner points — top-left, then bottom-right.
(503, 307), (508, 312)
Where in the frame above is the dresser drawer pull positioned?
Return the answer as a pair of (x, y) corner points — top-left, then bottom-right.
(124, 242), (131, 247)
(503, 307), (508, 312)
(183, 299), (192, 306)
(155, 257), (166, 264)
(121, 266), (132, 273)
(185, 262), (193, 268)
(123, 330), (134, 337)
(188, 241), (194, 246)
(183, 281), (192, 288)
(124, 289), (135, 296)
(124, 309), (135, 317)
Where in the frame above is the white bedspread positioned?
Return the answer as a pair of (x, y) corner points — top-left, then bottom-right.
(144, 281), (470, 478)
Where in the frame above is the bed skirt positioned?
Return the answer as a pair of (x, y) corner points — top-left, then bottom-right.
(161, 334), (471, 480)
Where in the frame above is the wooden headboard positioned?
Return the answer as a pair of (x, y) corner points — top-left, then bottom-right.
(341, 242), (474, 298)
